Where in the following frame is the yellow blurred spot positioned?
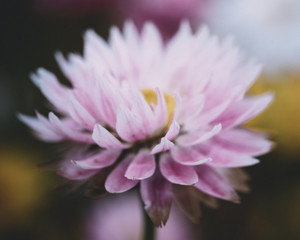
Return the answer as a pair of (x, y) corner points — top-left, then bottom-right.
(248, 73), (300, 156)
(0, 146), (49, 225)
(141, 89), (175, 128)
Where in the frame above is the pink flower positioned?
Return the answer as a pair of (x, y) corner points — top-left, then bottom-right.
(86, 192), (198, 240)
(19, 22), (273, 226)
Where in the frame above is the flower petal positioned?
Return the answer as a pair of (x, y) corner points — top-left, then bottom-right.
(58, 160), (98, 180)
(140, 171), (173, 227)
(92, 124), (130, 150)
(215, 128), (273, 156)
(31, 68), (70, 114)
(194, 165), (239, 202)
(204, 144), (260, 168)
(151, 137), (174, 155)
(172, 185), (202, 223)
(72, 150), (121, 170)
(171, 146), (211, 166)
(105, 155), (139, 193)
(67, 96), (96, 130)
(213, 93), (274, 129)
(185, 93), (234, 131)
(176, 124), (222, 146)
(94, 73), (126, 127)
(18, 113), (63, 142)
(48, 112), (93, 143)
(165, 120), (180, 141)
(159, 154), (198, 185)
(223, 168), (250, 193)
(131, 93), (157, 135)
(125, 150), (156, 180)
(116, 104), (148, 142)
(152, 88), (168, 129)
(83, 30), (115, 74)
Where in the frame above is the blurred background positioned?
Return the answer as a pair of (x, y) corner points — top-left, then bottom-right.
(1, 0), (300, 239)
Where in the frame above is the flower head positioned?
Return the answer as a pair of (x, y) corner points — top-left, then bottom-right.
(19, 22), (273, 226)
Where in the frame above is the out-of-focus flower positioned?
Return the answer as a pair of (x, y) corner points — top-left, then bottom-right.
(19, 22), (273, 226)
(204, 0), (300, 74)
(248, 75), (300, 156)
(0, 146), (48, 226)
(117, 0), (206, 38)
(86, 192), (198, 240)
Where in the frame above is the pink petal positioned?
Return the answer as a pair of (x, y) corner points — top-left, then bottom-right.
(194, 165), (239, 202)
(140, 171), (173, 227)
(171, 146), (211, 166)
(67, 96), (96, 130)
(72, 150), (121, 170)
(83, 30), (115, 75)
(70, 90), (97, 119)
(56, 53), (96, 94)
(152, 88), (168, 129)
(92, 124), (130, 150)
(151, 137), (174, 155)
(176, 124), (222, 146)
(172, 94), (183, 121)
(185, 95), (233, 131)
(18, 113), (63, 142)
(109, 26), (134, 77)
(159, 154), (198, 185)
(179, 94), (204, 125)
(131, 93), (157, 135)
(215, 128), (273, 156)
(125, 150), (156, 180)
(140, 22), (163, 63)
(116, 105), (148, 142)
(94, 74), (125, 127)
(58, 160), (98, 180)
(123, 21), (140, 47)
(165, 120), (180, 141)
(48, 112), (93, 143)
(31, 68), (70, 114)
(213, 93), (274, 129)
(203, 144), (259, 168)
(105, 155), (139, 193)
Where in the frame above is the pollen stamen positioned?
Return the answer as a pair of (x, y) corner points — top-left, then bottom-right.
(141, 89), (175, 127)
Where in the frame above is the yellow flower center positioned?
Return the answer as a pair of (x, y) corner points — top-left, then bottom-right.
(141, 89), (175, 127)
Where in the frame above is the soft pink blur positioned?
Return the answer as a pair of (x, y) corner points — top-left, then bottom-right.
(117, 0), (207, 37)
(86, 192), (198, 240)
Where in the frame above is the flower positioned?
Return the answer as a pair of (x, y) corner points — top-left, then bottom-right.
(86, 192), (198, 240)
(204, 0), (300, 74)
(19, 22), (273, 226)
